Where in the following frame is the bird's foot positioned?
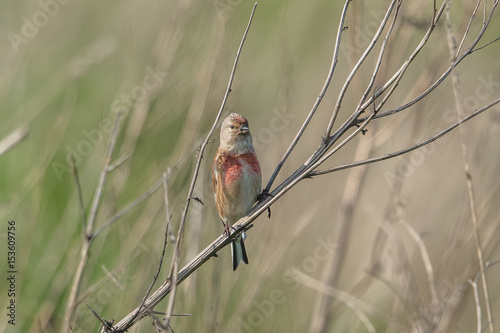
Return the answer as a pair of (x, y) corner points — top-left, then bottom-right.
(257, 189), (273, 219)
(257, 189), (273, 203)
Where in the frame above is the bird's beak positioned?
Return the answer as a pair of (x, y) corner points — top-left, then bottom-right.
(239, 125), (249, 134)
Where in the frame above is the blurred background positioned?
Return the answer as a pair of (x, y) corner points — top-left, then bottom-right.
(1, 0), (499, 332)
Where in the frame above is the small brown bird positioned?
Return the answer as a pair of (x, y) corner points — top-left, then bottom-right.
(212, 113), (262, 270)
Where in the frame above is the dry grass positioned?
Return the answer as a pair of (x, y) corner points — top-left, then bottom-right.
(0, 1), (499, 332)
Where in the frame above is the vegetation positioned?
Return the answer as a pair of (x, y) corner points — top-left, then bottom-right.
(1, 1), (499, 332)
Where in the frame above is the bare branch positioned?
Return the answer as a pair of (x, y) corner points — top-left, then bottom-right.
(367, 0), (498, 121)
(92, 176), (163, 239)
(265, 0), (351, 192)
(64, 111), (123, 333)
(455, 0), (482, 57)
(309, 95), (500, 177)
(356, 0), (401, 112)
(324, 0), (399, 138)
(86, 110), (124, 237)
(122, 172), (173, 330)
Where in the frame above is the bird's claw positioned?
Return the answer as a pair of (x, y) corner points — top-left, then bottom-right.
(256, 189), (272, 219)
(257, 189), (273, 203)
(224, 223), (237, 237)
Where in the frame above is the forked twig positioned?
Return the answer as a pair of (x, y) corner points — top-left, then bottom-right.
(64, 111), (124, 333)
(92, 176), (164, 239)
(265, 0), (351, 192)
(364, 0), (499, 122)
(121, 172), (173, 331)
(86, 111), (124, 237)
(324, 0), (399, 138)
(308, 96), (500, 177)
(470, 260), (500, 333)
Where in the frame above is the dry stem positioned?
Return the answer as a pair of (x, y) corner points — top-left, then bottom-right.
(64, 110), (124, 332)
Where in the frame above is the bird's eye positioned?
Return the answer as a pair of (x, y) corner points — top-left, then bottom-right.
(230, 125), (234, 129)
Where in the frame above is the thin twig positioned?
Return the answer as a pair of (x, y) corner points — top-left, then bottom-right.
(472, 35), (500, 52)
(308, 95), (500, 177)
(470, 259), (500, 333)
(0, 125), (29, 156)
(86, 303), (114, 332)
(86, 110), (124, 237)
(324, 0), (398, 138)
(353, 1), (446, 123)
(398, 218), (439, 309)
(163, 170), (179, 330)
(302, 1), (443, 179)
(77, 254), (140, 304)
(70, 155), (88, 228)
(366, 0), (498, 121)
(106, 154), (130, 173)
(64, 111), (123, 333)
(293, 269), (384, 330)
(355, 0), (401, 112)
(92, 176), (164, 239)
(455, 0), (482, 58)
(469, 279), (482, 333)
(265, 0), (351, 192)
(445, 3), (494, 332)
(122, 172), (173, 330)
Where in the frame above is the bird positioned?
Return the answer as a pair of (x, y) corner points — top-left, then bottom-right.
(212, 113), (262, 270)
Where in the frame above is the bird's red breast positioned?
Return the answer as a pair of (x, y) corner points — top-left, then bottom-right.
(223, 152), (261, 185)
(213, 149), (261, 223)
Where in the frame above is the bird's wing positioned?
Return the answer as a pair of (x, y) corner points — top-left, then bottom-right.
(212, 149), (223, 193)
(213, 149), (227, 219)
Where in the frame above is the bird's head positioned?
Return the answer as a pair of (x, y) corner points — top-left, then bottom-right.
(219, 113), (254, 152)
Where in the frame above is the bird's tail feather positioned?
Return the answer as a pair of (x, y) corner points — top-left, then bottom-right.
(231, 232), (249, 271)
